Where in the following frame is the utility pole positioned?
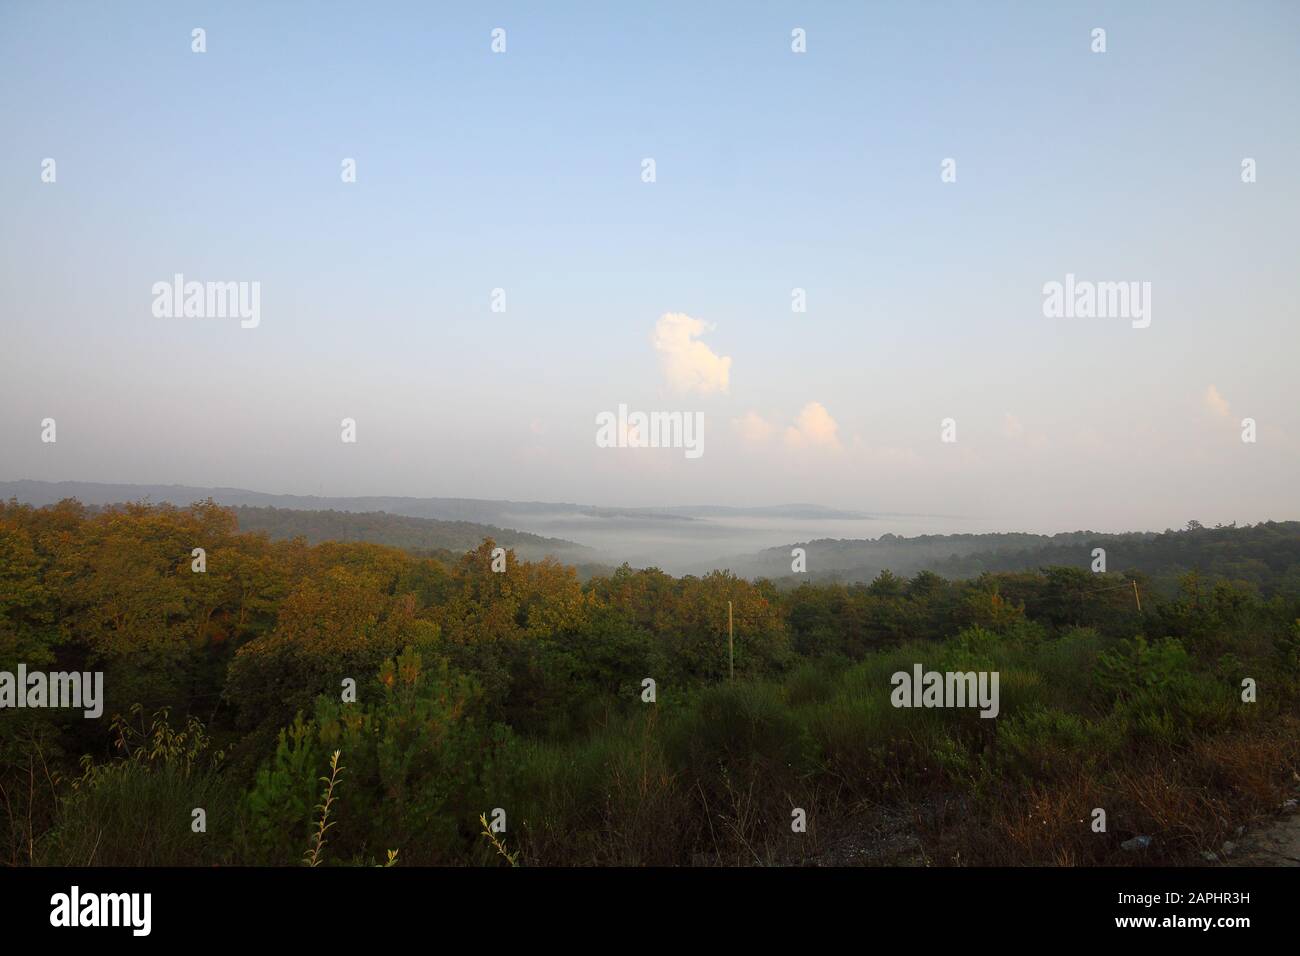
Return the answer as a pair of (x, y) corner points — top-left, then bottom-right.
(1131, 580), (1142, 613)
(728, 600), (734, 682)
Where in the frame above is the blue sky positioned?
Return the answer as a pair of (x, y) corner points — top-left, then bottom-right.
(2, 1), (1298, 531)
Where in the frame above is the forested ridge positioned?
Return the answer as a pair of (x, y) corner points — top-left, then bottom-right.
(229, 504), (596, 565)
(2, 499), (1297, 866)
(743, 522), (1300, 595)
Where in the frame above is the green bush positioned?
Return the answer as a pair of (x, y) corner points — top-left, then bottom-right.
(995, 707), (1118, 781)
(1094, 635), (1193, 701)
(239, 714), (323, 864)
(797, 652), (946, 792)
(783, 656), (848, 706)
(1031, 627), (1110, 711)
(508, 710), (694, 865)
(666, 682), (813, 819)
(936, 626), (1000, 671)
(1095, 635), (1243, 746)
(240, 647), (512, 865)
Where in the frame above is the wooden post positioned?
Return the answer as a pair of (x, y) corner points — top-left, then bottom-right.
(728, 600), (734, 682)
(1131, 580), (1142, 613)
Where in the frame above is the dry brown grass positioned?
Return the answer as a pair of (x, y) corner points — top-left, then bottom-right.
(929, 717), (1300, 866)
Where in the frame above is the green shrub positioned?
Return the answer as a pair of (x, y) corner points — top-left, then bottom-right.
(798, 654), (948, 793)
(508, 710), (694, 865)
(783, 657), (847, 706)
(936, 626), (1001, 671)
(666, 682), (813, 821)
(1095, 636), (1243, 746)
(1030, 627), (1110, 711)
(239, 714), (323, 864)
(995, 707), (1117, 781)
(1094, 635), (1193, 702)
(240, 647), (512, 865)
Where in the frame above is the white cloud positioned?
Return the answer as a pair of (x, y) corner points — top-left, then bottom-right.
(733, 410), (774, 443)
(1204, 384), (1231, 419)
(783, 401), (841, 449)
(652, 312), (731, 395)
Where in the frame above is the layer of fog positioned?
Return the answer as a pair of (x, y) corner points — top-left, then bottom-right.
(504, 512), (1016, 576)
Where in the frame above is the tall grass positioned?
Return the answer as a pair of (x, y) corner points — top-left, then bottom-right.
(40, 762), (237, 866)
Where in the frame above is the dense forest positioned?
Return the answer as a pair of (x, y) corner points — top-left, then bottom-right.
(1, 498), (1297, 866)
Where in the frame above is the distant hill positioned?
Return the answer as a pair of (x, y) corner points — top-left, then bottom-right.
(16, 483), (1294, 593)
(230, 506), (596, 565)
(0, 480), (862, 524)
(0, 479), (595, 526)
(0, 480), (596, 565)
(732, 521), (1300, 596)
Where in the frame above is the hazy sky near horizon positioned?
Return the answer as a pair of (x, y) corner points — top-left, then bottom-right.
(2, 1), (1298, 533)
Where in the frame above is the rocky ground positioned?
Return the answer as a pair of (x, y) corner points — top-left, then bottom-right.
(1221, 782), (1300, 867)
